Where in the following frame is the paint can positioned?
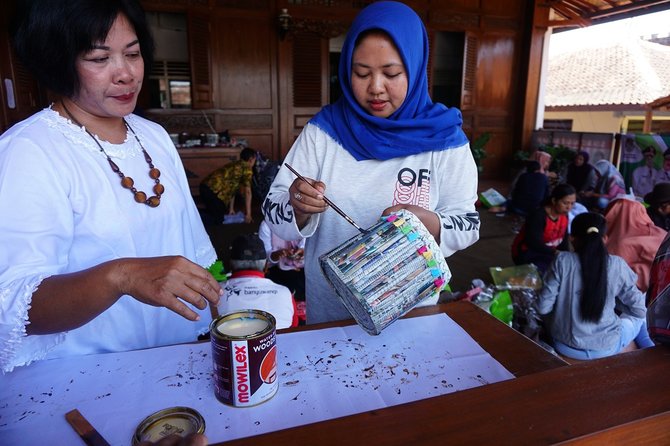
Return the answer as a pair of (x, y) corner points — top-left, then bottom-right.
(210, 309), (278, 407)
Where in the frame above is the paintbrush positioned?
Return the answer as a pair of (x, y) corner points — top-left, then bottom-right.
(284, 163), (365, 233)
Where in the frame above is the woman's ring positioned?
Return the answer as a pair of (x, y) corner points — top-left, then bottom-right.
(294, 192), (302, 201)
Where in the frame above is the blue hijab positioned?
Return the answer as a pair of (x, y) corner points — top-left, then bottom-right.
(309, 1), (468, 161)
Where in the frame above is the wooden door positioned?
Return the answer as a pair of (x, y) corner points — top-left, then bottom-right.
(277, 30), (329, 160)
(0, 1), (46, 132)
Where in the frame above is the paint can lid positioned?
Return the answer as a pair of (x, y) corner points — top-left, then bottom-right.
(132, 406), (205, 445)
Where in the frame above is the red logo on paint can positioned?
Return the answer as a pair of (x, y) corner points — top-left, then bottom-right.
(260, 345), (277, 384)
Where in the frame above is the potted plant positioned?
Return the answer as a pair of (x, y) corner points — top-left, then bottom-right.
(470, 132), (491, 173)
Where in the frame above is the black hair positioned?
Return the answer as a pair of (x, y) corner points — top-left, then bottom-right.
(11, 0), (154, 98)
(571, 212), (608, 322)
(544, 183), (576, 206)
(525, 160), (541, 172)
(240, 147), (257, 161)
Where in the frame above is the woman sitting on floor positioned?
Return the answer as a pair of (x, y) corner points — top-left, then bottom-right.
(645, 182), (670, 231)
(511, 183), (575, 274)
(580, 160), (626, 211)
(488, 160), (549, 217)
(604, 197), (666, 292)
(536, 212), (654, 361)
(566, 150), (595, 200)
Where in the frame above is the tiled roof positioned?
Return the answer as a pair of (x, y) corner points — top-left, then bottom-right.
(545, 38), (670, 107)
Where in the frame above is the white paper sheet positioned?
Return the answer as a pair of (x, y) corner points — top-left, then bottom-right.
(0, 313), (514, 445)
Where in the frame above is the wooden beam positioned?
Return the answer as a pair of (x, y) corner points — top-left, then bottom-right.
(551, 2), (592, 27)
(644, 107), (653, 133)
(563, 0), (599, 13)
(589, 0), (670, 20)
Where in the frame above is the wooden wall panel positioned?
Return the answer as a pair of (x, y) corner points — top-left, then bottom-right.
(188, 13), (213, 109)
(481, 131), (515, 178)
(242, 134), (274, 156)
(434, 0), (480, 14)
(481, 0), (525, 17)
(476, 33), (516, 111)
(215, 16), (273, 109)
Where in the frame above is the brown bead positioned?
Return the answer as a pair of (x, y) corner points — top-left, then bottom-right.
(147, 196), (161, 207)
(149, 168), (161, 180)
(108, 159), (120, 173)
(153, 183), (165, 195)
(134, 191), (147, 203)
(121, 176), (134, 189)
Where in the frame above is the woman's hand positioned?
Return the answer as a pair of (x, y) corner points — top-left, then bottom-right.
(289, 177), (328, 228)
(288, 247), (304, 261)
(382, 204), (441, 244)
(270, 248), (287, 262)
(28, 256), (224, 335)
(114, 256), (223, 321)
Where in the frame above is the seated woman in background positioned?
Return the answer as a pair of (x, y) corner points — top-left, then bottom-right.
(537, 212), (654, 361)
(645, 182), (670, 231)
(566, 150), (595, 199)
(533, 150), (559, 188)
(604, 197), (666, 292)
(580, 160), (626, 210)
(488, 160), (548, 216)
(511, 183), (576, 274)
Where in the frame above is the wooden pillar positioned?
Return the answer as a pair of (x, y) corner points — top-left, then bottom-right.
(643, 107), (653, 133)
(520, 1), (551, 153)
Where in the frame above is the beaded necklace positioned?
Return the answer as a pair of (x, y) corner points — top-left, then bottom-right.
(60, 101), (164, 207)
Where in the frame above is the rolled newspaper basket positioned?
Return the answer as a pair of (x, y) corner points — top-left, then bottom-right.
(320, 209), (451, 335)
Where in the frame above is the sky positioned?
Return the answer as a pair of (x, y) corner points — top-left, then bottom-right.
(549, 8), (670, 55)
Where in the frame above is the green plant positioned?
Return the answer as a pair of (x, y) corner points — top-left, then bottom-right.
(513, 149), (530, 167)
(470, 132), (491, 173)
(539, 144), (576, 175)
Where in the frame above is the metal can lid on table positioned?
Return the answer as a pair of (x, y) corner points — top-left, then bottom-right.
(132, 406), (205, 444)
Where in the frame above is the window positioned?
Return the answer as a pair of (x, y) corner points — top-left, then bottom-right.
(543, 119), (573, 131)
(432, 32), (465, 109)
(168, 80), (191, 108)
(145, 12), (191, 109)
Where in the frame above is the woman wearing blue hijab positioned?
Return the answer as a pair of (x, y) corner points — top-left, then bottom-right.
(263, 1), (480, 324)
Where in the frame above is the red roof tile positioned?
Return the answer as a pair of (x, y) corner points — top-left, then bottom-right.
(545, 38), (670, 107)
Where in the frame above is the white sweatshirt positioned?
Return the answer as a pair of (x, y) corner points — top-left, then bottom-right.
(262, 123), (480, 323)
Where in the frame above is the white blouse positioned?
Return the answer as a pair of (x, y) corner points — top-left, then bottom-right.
(0, 107), (217, 373)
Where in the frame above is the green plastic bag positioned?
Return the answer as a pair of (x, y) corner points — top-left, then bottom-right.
(489, 290), (513, 326)
(490, 264), (542, 290)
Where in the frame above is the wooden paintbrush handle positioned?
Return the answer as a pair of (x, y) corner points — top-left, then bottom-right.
(65, 409), (111, 446)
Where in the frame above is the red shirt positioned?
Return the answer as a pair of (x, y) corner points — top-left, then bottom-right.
(512, 208), (568, 259)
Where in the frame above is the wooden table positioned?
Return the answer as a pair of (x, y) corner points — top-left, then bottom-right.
(219, 301), (670, 445)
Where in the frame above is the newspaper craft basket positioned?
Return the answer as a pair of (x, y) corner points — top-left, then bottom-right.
(319, 209), (451, 335)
